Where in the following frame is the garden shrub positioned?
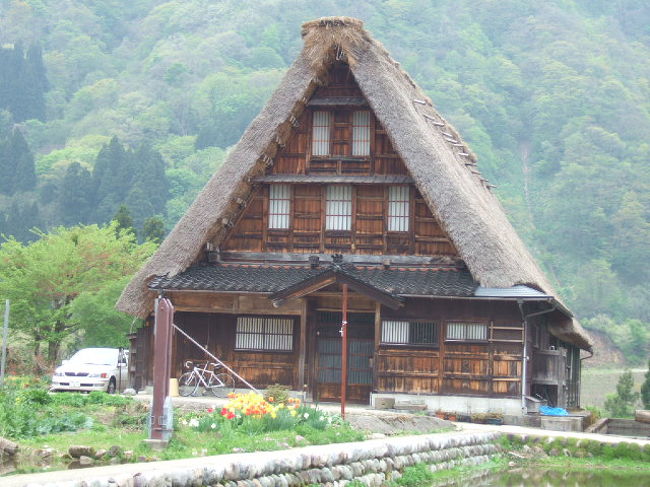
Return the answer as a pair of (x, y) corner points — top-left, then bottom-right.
(263, 383), (290, 404)
(18, 387), (52, 405)
(394, 463), (435, 487)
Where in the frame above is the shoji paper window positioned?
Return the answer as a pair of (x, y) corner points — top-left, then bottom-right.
(381, 320), (438, 345)
(352, 111), (371, 156)
(235, 316), (294, 351)
(326, 185), (352, 231)
(446, 322), (488, 341)
(312, 111), (331, 156)
(388, 185), (410, 232)
(268, 184), (291, 229)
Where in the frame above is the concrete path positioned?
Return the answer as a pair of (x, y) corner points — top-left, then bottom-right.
(457, 422), (650, 446)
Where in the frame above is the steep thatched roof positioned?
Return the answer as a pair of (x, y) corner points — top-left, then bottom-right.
(117, 17), (592, 350)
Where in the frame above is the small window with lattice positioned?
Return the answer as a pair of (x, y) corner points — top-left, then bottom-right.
(325, 185), (352, 231)
(381, 320), (438, 346)
(388, 185), (410, 232)
(312, 111), (331, 156)
(352, 111), (371, 156)
(235, 316), (294, 351)
(446, 322), (488, 342)
(268, 184), (291, 229)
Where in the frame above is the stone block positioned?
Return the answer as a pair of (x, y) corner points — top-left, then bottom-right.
(540, 416), (583, 432)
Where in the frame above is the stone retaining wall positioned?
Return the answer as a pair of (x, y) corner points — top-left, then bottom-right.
(20, 431), (502, 487)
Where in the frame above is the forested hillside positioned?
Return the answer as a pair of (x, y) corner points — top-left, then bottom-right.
(0, 0), (648, 363)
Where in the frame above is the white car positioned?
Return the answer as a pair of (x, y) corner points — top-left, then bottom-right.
(51, 348), (128, 393)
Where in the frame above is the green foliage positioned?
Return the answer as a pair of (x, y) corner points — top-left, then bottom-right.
(0, 387), (92, 439)
(394, 462), (435, 487)
(59, 162), (92, 225)
(0, 223), (155, 366)
(604, 369), (640, 418)
(113, 204), (135, 235)
(641, 359), (650, 410)
(0, 44), (48, 122)
(142, 215), (165, 243)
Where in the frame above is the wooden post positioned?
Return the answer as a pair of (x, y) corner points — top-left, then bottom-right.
(149, 297), (174, 444)
(341, 284), (349, 419)
(0, 300), (9, 387)
(298, 298), (307, 391)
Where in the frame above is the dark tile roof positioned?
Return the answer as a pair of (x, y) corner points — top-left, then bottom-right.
(149, 263), (477, 297)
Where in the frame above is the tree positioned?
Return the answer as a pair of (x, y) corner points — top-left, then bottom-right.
(0, 128), (37, 194)
(0, 223), (155, 370)
(123, 144), (168, 233)
(641, 359), (650, 410)
(112, 204), (135, 236)
(604, 369), (640, 418)
(2, 198), (42, 242)
(69, 277), (138, 348)
(59, 162), (93, 225)
(142, 216), (165, 244)
(92, 136), (131, 222)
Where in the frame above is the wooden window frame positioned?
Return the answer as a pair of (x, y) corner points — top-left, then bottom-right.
(311, 111), (332, 157)
(325, 184), (353, 231)
(387, 185), (410, 232)
(380, 319), (440, 348)
(351, 110), (371, 157)
(234, 315), (295, 353)
(445, 321), (489, 343)
(268, 184), (292, 230)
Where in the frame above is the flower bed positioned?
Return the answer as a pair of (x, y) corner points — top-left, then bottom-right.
(178, 392), (345, 439)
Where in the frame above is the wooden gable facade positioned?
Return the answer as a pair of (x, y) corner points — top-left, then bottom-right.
(220, 64), (456, 258)
(122, 17), (591, 415)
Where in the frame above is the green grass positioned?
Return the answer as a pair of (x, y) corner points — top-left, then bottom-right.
(4, 392), (365, 475)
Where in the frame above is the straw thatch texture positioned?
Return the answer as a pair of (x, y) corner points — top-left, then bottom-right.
(116, 17), (591, 350)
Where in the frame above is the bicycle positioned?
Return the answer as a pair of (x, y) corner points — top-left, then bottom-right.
(178, 360), (236, 397)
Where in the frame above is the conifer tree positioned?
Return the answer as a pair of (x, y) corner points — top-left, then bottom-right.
(641, 359), (650, 410)
(59, 162), (93, 225)
(604, 369), (640, 418)
(9, 128), (37, 193)
(4, 199), (42, 242)
(93, 136), (130, 222)
(0, 136), (11, 194)
(23, 45), (48, 121)
(143, 216), (165, 244)
(124, 143), (169, 231)
(113, 204), (135, 237)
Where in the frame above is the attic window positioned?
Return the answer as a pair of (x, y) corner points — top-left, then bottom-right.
(312, 111), (331, 156)
(351, 111), (371, 156)
(269, 184), (291, 229)
(325, 185), (352, 231)
(387, 185), (410, 232)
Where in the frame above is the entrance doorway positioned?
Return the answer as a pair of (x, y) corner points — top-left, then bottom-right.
(314, 311), (374, 403)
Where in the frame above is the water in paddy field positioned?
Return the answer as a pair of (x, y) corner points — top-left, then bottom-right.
(445, 468), (650, 487)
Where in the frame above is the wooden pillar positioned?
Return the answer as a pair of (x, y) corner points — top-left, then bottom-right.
(298, 298), (307, 391)
(373, 302), (381, 393)
(341, 284), (349, 419)
(150, 297), (174, 443)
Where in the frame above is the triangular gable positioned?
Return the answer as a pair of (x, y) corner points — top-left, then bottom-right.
(117, 17), (591, 350)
